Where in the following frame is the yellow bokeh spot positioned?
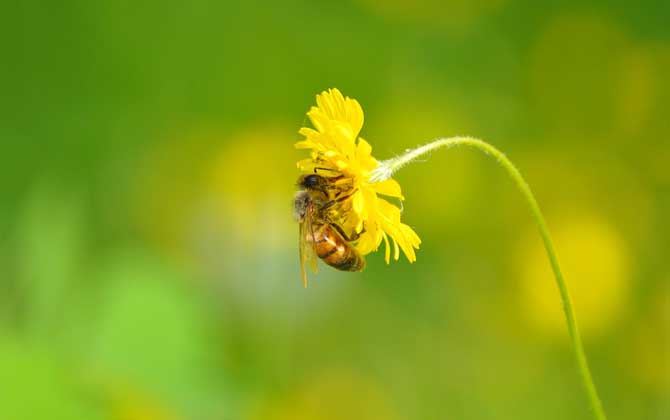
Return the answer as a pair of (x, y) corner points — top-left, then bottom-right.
(134, 123), (298, 265)
(104, 382), (181, 420)
(207, 125), (297, 251)
(246, 370), (399, 420)
(114, 397), (180, 420)
(519, 215), (631, 338)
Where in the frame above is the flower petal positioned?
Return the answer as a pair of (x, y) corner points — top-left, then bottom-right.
(312, 89), (364, 141)
(356, 137), (372, 159)
(393, 236), (400, 261)
(352, 190), (364, 215)
(294, 140), (318, 150)
(382, 231), (391, 264)
(372, 179), (404, 199)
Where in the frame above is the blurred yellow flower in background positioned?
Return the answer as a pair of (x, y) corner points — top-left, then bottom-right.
(518, 214), (631, 337)
(295, 88), (421, 263)
(209, 126), (296, 251)
(246, 370), (399, 420)
(109, 384), (180, 420)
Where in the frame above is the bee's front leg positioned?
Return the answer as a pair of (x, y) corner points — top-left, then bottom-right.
(320, 189), (358, 212)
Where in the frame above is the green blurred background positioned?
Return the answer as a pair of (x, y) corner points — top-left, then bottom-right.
(1, 0), (668, 419)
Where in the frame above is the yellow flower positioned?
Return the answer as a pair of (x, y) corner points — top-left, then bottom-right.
(295, 88), (421, 263)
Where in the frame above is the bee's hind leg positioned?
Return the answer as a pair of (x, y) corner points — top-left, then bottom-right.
(331, 223), (366, 242)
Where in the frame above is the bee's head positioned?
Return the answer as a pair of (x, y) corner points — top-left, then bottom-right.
(298, 174), (324, 189)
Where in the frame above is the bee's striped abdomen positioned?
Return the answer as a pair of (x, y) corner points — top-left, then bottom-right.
(314, 224), (365, 272)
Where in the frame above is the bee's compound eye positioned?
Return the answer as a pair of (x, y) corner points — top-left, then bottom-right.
(303, 174), (321, 187)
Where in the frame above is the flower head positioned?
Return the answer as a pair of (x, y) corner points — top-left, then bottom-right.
(295, 88), (421, 263)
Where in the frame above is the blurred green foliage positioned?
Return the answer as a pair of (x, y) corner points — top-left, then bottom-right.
(1, 0), (668, 419)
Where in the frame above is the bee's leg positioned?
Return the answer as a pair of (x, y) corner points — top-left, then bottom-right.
(331, 224), (366, 242)
(330, 223), (349, 240)
(320, 189), (357, 211)
(332, 177), (354, 188)
(313, 168), (351, 186)
(347, 227), (366, 241)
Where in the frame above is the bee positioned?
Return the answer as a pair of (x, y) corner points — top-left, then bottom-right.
(294, 174), (365, 287)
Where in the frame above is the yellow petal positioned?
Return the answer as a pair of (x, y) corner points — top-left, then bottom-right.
(356, 219), (364, 233)
(353, 190), (364, 215)
(355, 137), (377, 170)
(298, 127), (319, 138)
(361, 188), (378, 217)
(393, 224), (421, 263)
(393, 236), (400, 261)
(316, 89), (340, 119)
(294, 140), (318, 150)
(377, 198), (402, 223)
(335, 159), (348, 170)
(336, 125), (356, 151)
(398, 237), (416, 263)
(354, 228), (378, 255)
(372, 179), (404, 199)
(382, 231), (391, 264)
(345, 97), (364, 138)
(315, 89), (364, 140)
(308, 108), (329, 133)
(400, 223), (422, 247)
(356, 138), (372, 159)
(296, 158), (314, 171)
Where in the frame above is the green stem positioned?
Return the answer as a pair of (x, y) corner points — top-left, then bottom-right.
(373, 137), (607, 420)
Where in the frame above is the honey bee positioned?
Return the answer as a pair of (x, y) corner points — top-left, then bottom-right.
(294, 174), (365, 287)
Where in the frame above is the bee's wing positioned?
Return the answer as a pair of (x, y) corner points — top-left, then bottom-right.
(299, 204), (319, 288)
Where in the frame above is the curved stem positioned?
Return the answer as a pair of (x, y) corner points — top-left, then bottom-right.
(372, 137), (607, 420)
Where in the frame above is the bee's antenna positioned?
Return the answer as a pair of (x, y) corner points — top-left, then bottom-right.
(313, 167), (340, 174)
